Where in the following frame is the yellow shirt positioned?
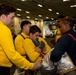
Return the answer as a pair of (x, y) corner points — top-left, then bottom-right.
(23, 37), (51, 62)
(0, 21), (33, 70)
(15, 32), (29, 56)
(54, 28), (61, 42)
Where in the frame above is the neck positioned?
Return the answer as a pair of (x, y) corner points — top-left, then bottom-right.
(22, 31), (28, 36)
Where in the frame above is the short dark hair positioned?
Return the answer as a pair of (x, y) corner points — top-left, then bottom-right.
(0, 4), (16, 16)
(20, 20), (31, 30)
(61, 16), (74, 28)
(29, 25), (41, 34)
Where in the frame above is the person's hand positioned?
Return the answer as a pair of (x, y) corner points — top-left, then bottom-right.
(36, 47), (42, 53)
(42, 47), (46, 53)
(32, 62), (41, 70)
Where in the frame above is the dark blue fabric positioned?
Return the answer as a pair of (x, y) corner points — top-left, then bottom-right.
(0, 67), (10, 75)
(50, 29), (76, 66)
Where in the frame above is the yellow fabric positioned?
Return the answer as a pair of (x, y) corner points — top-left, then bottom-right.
(23, 37), (51, 62)
(0, 21), (34, 70)
(38, 37), (51, 53)
(15, 32), (29, 56)
(54, 28), (61, 42)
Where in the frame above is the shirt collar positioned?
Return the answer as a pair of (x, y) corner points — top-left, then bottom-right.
(21, 32), (29, 38)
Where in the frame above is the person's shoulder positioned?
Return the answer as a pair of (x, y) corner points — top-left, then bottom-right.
(39, 37), (44, 40)
(23, 38), (33, 44)
(2, 24), (10, 32)
(15, 34), (24, 41)
(1, 25), (11, 35)
(24, 37), (32, 42)
(60, 33), (73, 41)
(39, 37), (46, 43)
(17, 34), (24, 38)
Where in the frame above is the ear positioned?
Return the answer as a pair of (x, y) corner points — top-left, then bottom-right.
(30, 33), (33, 37)
(23, 25), (26, 29)
(1, 14), (6, 20)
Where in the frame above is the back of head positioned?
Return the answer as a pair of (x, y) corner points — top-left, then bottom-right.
(20, 20), (31, 30)
(0, 3), (16, 16)
(29, 25), (41, 34)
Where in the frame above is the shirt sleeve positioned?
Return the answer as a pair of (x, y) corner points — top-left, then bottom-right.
(0, 27), (34, 70)
(23, 39), (40, 62)
(50, 35), (74, 62)
(39, 37), (51, 53)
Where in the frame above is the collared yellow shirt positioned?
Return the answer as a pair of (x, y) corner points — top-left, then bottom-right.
(54, 28), (62, 42)
(23, 37), (51, 62)
(0, 21), (34, 70)
(15, 32), (29, 56)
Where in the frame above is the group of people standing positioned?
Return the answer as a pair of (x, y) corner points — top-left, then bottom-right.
(0, 3), (51, 75)
(14, 20), (51, 75)
(0, 3), (43, 75)
(0, 3), (76, 75)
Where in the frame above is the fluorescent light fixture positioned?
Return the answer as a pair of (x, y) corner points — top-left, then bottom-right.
(26, 16), (30, 18)
(48, 9), (52, 11)
(17, 8), (22, 11)
(38, 15), (42, 17)
(21, 0), (26, 1)
(17, 14), (21, 16)
(56, 12), (59, 15)
(70, 5), (76, 7)
(63, 0), (70, 2)
(46, 17), (49, 19)
(38, 4), (43, 7)
(26, 11), (30, 13)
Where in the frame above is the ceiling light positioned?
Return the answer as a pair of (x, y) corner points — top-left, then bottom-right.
(21, 0), (26, 1)
(26, 16), (30, 18)
(38, 4), (43, 7)
(70, 5), (76, 7)
(56, 12), (59, 15)
(38, 15), (42, 17)
(25, 11), (30, 13)
(46, 17), (49, 19)
(48, 9), (52, 11)
(17, 8), (22, 11)
(17, 14), (21, 16)
(63, 0), (70, 2)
